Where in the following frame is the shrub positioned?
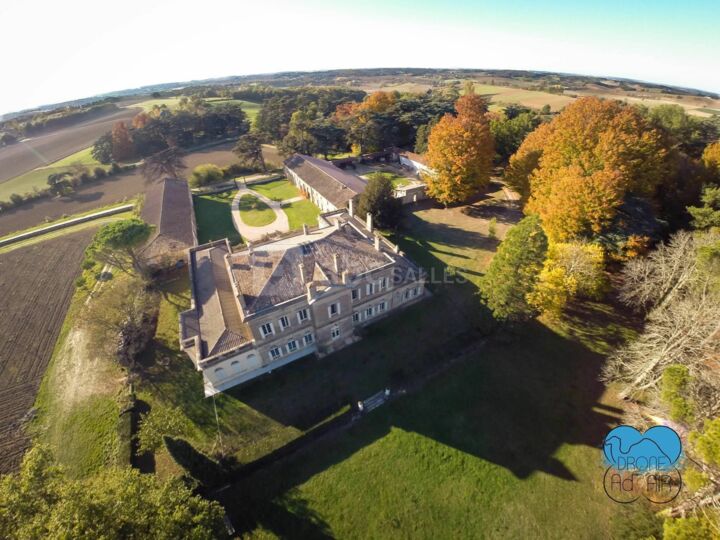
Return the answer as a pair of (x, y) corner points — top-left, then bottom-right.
(94, 167), (107, 179)
(9, 193), (23, 205)
(189, 163), (224, 188)
(660, 365), (694, 423)
(111, 162), (121, 174)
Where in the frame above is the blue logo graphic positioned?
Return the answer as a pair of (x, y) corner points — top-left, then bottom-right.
(603, 425), (682, 472)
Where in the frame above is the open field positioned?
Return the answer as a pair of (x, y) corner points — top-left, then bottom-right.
(238, 194), (276, 227)
(0, 142), (242, 238)
(0, 106), (138, 183)
(571, 90), (720, 117)
(0, 229), (96, 473)
(193, 190), (241, 245)
(470, 83), (574, 111)
(0, 146), (109, 202)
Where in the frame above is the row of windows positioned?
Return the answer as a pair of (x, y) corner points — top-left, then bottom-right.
(351, 277), (388, 302)
(269, 332), (315, 360)
(260, 308), (310, 338)
(352, 301), (387, 323)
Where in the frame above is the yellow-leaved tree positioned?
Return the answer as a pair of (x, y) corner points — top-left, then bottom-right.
(509, 97), (668, 241)
(528, 241), (606, 316)
(425, 87), (495, 205)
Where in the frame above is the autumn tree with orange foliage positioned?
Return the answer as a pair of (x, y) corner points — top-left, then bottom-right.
(132, 112), (150, 129)
(509, 97), (668, 242)
(111, 121), (134, 162)
(702, 140), (720, 182)
(425, 89), (494, 205)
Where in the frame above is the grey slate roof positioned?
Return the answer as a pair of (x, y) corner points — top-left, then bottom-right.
(285, 154), (367, 208)
(190, 242), (250, 358)
(140, 178), (197, 260)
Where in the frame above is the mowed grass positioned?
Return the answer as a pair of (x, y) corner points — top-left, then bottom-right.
(366, 171), (412, 189)
(193, 190), (241, 245)
(212, 200), (632, 538)
(238, 194), (276, 227)
(250, 179), (301, 202)
(0, 146), (108, 202)
(282, 199), (320, 230)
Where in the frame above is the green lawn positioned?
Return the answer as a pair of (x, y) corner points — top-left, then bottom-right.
(282, 199), (320, 230)
(0, 146), (109, 202)
(193, 190), (241, 245)
(238, 194), (276, 227)
(250, 179), (301, 202)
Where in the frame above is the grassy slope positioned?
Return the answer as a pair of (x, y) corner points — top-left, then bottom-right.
(193, 190), (241, 245)
(238, 194), (276, 227)
(132, 97), (261, 122)
(470, 83), (574, 111)
(0, 146), (108, 201)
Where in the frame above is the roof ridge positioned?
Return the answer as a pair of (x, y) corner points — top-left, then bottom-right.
(251, 249), (291, 309)
(306, 156), (354, 191)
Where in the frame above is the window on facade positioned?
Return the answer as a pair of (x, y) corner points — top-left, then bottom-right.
(380, 277), (388, 290)
(269, 347), (282, 360)
(328, 303), (339, 317)
(297, 308), (309, 322)
(404, 289), (410, 300)
(304, 332), (314, 345)
(351, 288), (359, 301)
(412, 287), (418, 297)
(279, 315), (290, 330)
(378, 301), (387, 312)
(287, 340), (298, 352)
(365, 307), (373, 319)
(366, 283), (373, 296)
(352, 312), (360, 323)
(331, 325), (341, 340)
(260, 322), (274, 338)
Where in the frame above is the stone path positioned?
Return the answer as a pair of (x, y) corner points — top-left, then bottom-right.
(231, 186), (290, 242)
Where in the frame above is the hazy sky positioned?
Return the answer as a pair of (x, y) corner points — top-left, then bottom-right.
(1, 0), (718, 114)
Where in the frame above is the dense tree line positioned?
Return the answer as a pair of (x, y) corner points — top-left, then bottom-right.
(92, 99), (250, 164)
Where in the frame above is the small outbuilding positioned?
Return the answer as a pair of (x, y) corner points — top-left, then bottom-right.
(140, 178), (197, 269)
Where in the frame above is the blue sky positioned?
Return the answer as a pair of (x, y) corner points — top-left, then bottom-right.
(1, 0), (718, 114)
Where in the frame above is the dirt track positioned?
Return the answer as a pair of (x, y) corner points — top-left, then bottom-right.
(0, 229), (95, 473)
(0, 107), (139, 183)
(0, 144), (242, 237)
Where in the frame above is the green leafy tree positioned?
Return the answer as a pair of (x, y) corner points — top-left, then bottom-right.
(480, 215), (548, 321)
(233, 132), (266, 171)
(0, 445), (226, 540)
(660, 364), (694, 422)
(688, 186), (720, 230)
(189, 163), (224, 188)
(663, 516), (715, 540)
(357, 173), (402, 229)
(92, 132), (114, 164)
(46, 171), (73, 195)
(690, 417), (720, 467)
(85, 218), (152, 277)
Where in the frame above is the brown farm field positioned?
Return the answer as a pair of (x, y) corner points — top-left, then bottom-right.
(0, 143), (242, 238)
(0, 229), (95, 473)
(0, 106), (139, 183)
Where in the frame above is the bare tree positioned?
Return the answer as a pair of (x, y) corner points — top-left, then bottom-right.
(140, 147), (187, 182)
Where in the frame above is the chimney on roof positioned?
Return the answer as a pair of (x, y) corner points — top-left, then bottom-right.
(366, 212), (373, 232)
(247, 241), (255, 265)
(348, 198), (354, 217)
(306, 281), (316, 302)
(341, 270), (350, 284)
(374, 234), (380, 252)
(302, 223), (309, 236)
(333, 253), (340, 274)
(298, 263), (306, 284)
